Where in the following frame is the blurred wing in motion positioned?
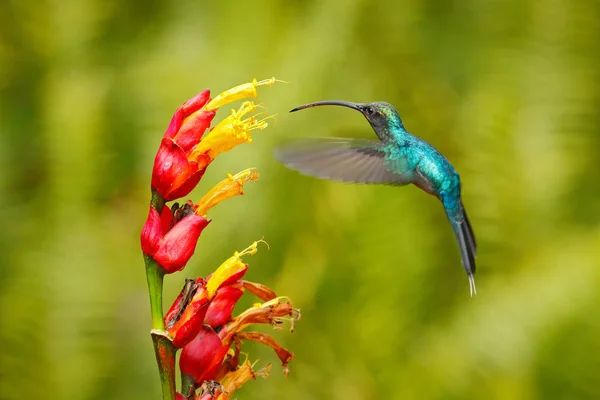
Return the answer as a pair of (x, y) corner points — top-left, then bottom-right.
(275, 138), (413, 185)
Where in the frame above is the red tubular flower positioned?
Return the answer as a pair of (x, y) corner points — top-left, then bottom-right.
(141, 203), (210, 273)
(151, 78), (282, 201)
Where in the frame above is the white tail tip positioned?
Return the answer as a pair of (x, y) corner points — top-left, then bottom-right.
(469, 275), (477, 297)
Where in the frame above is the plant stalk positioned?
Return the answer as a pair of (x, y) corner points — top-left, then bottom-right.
(145, 189), (176, 400)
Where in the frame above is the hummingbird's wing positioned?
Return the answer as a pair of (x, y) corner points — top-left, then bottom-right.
(275, 138), (413, 185)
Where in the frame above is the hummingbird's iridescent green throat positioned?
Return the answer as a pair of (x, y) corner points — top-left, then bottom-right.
(279, 100), (478, 296)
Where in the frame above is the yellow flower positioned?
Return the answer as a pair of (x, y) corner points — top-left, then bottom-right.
(195, 168), (260, 217)
(205, 239), (267, 297)
(202, 77), (285, 111)
(191, 101), (274, 161)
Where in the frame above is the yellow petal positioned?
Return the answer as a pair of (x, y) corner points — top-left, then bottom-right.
(205, 240), (267, 297)
(203, 77), (285, 111)
(195, 168), (260, 217)
(190, 102), (273, 161)
(215, 360), (270, 400)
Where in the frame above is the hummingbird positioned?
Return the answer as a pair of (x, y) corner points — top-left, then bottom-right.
(276, 100), (477, 295)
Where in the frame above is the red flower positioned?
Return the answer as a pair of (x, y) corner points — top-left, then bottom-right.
(164, 278), (211, 348)
(151, 79), (280, 201)
(141, 169), (260, 273)
(141, 203), (210, 273)
(163, 241), (256, 348)
(151, 90), (215, 201)
(164, 240), (298, 395)
(180, 296), (299, 388)
(180, 325), (230, 384)
(204, 284), (244, 329)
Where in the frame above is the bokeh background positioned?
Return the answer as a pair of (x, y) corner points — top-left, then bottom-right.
(1, 1), (600, 399)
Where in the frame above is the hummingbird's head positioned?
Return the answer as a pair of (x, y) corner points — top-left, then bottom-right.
(359, 102), (404, 131)
(290, 100), (405, 140)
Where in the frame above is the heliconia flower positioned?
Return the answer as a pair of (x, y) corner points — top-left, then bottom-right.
(204, 239), (264, 296)
(179, 324), (230, 384)
(141, 169), (259, 273)
(180, 296), (299, 389)
(164, 278), (210, 348)
(203, 279), (279, 329)
(164, 240), (262, 348)
(151, 78), (281, 201)
(141, 204), (210, 273)
(204, 283), (244, 329)
(194, 168), (260, 218)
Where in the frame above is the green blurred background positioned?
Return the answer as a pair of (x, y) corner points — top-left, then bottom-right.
(1, 0), (600, 399)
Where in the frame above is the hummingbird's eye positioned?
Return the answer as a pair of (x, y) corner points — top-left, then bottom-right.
(365, 106), (375, 116)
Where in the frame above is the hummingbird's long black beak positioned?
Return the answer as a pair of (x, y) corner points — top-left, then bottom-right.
(290, 100), (363, 113)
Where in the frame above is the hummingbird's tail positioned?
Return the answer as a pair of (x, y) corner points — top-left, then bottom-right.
(448, 201), (477, 296)
(463, 207), (477, 258)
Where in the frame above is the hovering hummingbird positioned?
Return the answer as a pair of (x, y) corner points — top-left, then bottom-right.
(276, 100), (477, 295)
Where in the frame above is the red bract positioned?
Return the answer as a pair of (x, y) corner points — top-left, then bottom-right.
(141, 204), (210, 273)
(204, 284), (244, 329)
(151, 90), (216, 201)
(180, 325), (229, 384)
(163, 242), (256, 348)
(165, 280), (211, 348)
(180, 296), (299, 389)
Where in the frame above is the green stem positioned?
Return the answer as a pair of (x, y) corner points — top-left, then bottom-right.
(145, 251), (176, 399)
(181, 373), (197, 399)
(151, 331), (177, 400)
(145, 255), (166, 330)
(145, 190), (176, 399)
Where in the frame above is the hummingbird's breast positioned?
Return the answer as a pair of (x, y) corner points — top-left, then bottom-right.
(410, 142), (461, 199)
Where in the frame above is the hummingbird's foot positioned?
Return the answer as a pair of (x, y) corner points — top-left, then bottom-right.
(468, 274), (477, 297)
